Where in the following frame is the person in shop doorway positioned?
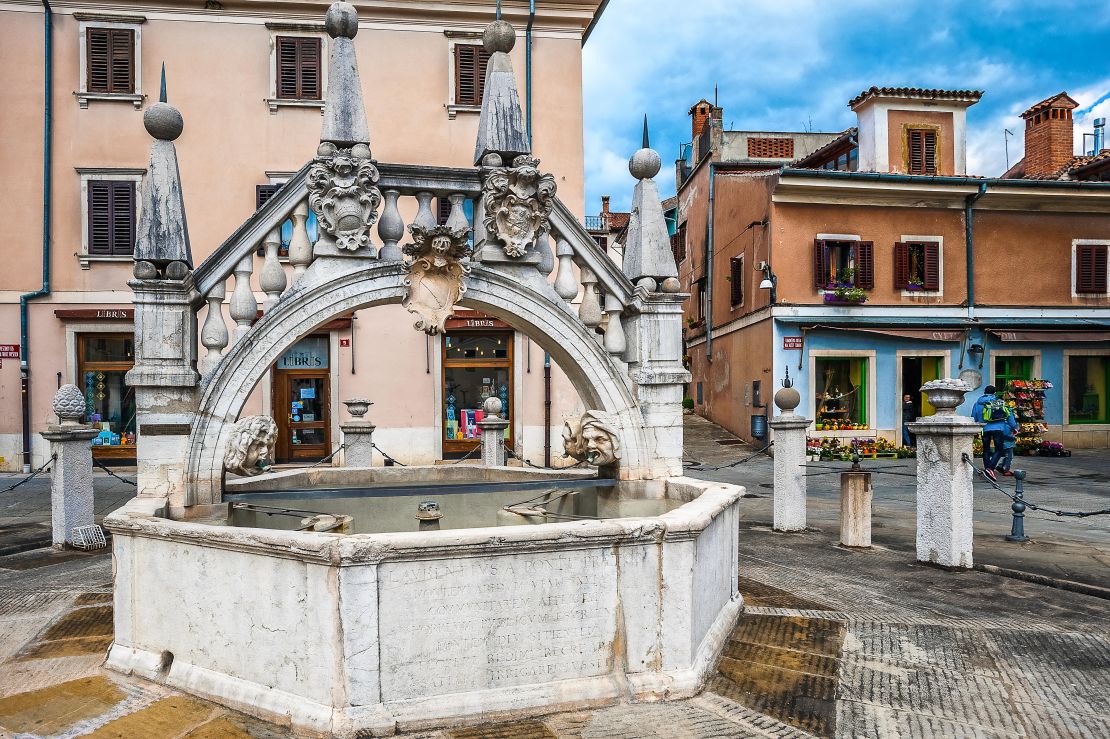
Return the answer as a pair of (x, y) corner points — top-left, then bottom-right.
(971, 384), (1012, 481)
(901, 393), (917, 447)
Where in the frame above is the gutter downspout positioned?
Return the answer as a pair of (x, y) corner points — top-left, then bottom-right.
(705, 162), (716, 361)
(526, 0), (534, 144)
(543, 353), (551, 467)
(964, 182), (986, 320)
(20, 0), (53, 472)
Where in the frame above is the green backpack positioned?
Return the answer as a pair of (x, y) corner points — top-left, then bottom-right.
(981, 397), (1011, 423)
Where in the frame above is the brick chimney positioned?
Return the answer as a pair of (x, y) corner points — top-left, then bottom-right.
(1021, 92), (1079, 177)
(689, 99), (714, 140)
(601, 195), (610, 215)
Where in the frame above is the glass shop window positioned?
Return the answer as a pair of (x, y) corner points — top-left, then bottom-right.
(78, 333), (137, 453)
(1068, 355), (1109, 424)
(995, 356), (1033, 388)
(814, 357), (869, 428)
(442, 331), (513, 450)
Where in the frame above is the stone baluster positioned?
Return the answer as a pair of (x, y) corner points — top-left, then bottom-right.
(288, 200), (313, 280)
(229, 256), (257, 342)
(578, 265), (603, 329)
(200, 281), (229, 374)
(603, 293), (626, 356)
(378, 189), (404, 260)
(554, 238), (579, 300)
(535, 228), (554, 275)
(413, 191), (437, 231)
(259, 226), (286, 312)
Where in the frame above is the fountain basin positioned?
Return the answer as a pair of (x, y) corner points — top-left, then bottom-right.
(104, 468), (743, 737)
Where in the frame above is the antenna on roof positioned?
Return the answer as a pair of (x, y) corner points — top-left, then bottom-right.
(1004, 128), (1014, 169)
(714, 84), (718, 108)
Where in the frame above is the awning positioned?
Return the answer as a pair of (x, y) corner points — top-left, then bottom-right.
(808, 325), (966, 342)
(987, 329), (1110, 343)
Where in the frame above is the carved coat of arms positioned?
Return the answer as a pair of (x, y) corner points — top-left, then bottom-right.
(481, 155), (556, 258)
(307, 149), (382, 252)
(402, 222), (473, 335)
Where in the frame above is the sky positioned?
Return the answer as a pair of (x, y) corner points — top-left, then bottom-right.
(581, 0), (1110, 214)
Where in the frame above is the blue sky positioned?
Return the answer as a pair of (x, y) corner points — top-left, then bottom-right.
(581, 0), (1110, 213)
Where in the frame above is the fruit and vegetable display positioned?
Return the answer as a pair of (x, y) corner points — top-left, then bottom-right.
(806, 435), (912, 461)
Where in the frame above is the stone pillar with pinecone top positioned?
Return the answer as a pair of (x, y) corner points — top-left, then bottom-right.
(41, 384), (100, 548)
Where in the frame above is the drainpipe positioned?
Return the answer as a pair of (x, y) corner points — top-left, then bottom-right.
(543, 352), (551, 467)
(526, 0), (534, 144)
(964, 182), (986, 320)
(704, 162), (716, 361)
(20, 0), (53, 472)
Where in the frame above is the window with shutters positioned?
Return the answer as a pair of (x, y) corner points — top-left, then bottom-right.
(276, 36), (322, 100)
(671, 225), (687, 264)
(894, 239), (941, 293)
(76, 17), (144, 108)
(729, 256), (744, 307)
(906, 127), (938, 175)
(448, 40), (491, 116)
(814, 238), (873, 290)
(1073, 241), (1110, 295)
(78, 170), (143, 267)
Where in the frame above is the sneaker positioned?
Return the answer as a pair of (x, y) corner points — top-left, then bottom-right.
(984, 469), (997, 481)
(1002, 470), (1014, 477)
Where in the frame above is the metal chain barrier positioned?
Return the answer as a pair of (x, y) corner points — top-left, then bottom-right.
(0, 454), (56, 493)
(92, 457), (137, 486)
(449, 444), (481, 465)
(962, 453), (1110, 518)
(503, 444), (587, 470)
(302, 443), (347, 470)
(684, 441), (774, 472)
(371, 443), (407, 466)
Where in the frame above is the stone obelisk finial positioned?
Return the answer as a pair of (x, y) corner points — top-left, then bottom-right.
(622, 116), (679, 291)
(473, 16), (530, 166)
(133, 64), (192, 279)
(319, 1), (371, 156)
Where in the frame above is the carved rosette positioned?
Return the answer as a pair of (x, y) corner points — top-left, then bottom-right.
(562, 410), (622, 467)
(481, 155), (556, 258)
(307, 149), (383, 252)
(401, 222), (473, 335)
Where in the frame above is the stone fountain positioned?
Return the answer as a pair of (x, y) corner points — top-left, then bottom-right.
(103, 5), (744, 736)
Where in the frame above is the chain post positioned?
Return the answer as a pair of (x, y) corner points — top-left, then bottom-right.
(1006, 469), (1030, 542)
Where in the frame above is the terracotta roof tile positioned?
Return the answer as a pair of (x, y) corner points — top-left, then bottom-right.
(605, 212), (630, 229)
(849, 86), (983, 108)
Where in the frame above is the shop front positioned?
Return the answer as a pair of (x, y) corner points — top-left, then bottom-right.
(80, 333), (137, 463)
(272, 335), (332, 464)
(441, 312), (514, 458)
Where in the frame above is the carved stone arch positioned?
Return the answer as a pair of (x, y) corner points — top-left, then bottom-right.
(186, 260), (651, 505)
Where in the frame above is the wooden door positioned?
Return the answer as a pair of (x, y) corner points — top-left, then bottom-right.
(273, 369), (330, 463)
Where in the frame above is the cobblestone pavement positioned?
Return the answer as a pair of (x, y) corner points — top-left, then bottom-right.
(682, 412), (1110, 591)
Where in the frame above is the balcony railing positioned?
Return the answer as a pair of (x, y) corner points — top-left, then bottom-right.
(584, 215), (604, 231)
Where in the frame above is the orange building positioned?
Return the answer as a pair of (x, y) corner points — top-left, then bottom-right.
(0, 0), (606, 471)
(676, 88), (1110, 450)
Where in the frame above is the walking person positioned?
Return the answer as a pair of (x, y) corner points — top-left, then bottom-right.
(901, 393), (917, 447)
(972, 384), (1011, 480)
(997, 410), (1019, 476)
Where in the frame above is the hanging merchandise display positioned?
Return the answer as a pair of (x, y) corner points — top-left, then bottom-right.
(1004, 379), (1069, 457)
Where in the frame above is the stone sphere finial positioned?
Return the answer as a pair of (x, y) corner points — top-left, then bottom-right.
(52, 384), (87, 426)
(483, 19), (516, 53)
(629, 147), (661, 180)
(325, 1), (359, 38)
(482, 396), (503, 417)
(143, 102), (183, 141)
(774, 385), (801, 414)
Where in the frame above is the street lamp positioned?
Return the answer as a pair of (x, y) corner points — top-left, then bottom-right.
(758, 261), (777, 305)
(967, 342), (984, 369)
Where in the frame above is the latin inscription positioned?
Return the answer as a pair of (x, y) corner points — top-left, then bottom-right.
(377, 550), (616, 698)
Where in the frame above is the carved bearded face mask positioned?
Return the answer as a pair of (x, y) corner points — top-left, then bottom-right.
(581, 422), (618, 466)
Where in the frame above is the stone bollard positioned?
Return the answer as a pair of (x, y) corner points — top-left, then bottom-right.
(478, 397), (510, 466)
(40, 385), (99, 548)
(840, 466), (873, 548)
(907, 379), (981, 569)
(768, 374), (811, 532)
(340, 398), (375, 467)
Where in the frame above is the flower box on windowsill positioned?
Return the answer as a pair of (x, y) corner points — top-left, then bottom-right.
(905, 283), (924, 291)
(823, 292), (867, 305)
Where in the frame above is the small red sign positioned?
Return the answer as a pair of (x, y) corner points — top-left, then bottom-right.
(0, 344), (19, 359)
(339, 338), (350, 347)
(783, 336), (804, 350)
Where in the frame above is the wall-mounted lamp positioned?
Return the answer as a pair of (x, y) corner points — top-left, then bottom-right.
(967, 342), (984, 369)
(758, 260), (777, 305)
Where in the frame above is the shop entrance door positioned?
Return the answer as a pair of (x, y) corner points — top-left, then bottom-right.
(902, 356), (943, 417)
(273, 370), (330, 464)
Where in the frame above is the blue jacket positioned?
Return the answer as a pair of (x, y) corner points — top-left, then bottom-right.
(1002, 413), (1019, 449)
(972, 394), (1012, 432)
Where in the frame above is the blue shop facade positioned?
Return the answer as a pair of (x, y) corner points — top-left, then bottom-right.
(769, 308), (1110, 450)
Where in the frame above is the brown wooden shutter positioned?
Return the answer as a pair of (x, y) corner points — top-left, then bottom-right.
(893, 241), (910, 289)
(1076, 244), (1109, 293)
(855, 241), (874, 288)
(908, 130), (938, 175)
(923, 131), (937, 175)
(454, 45), (491, 106)
(729, 257), (744, 306)
(256, 184), (281, 209)
(87, 28), (134, 94)
(922, 242), (941, 291)
(276, 37), (321, 100)
(671, 225), (686, 263)
(88, 181), (135, 256)
(813, 239), (829, 289)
